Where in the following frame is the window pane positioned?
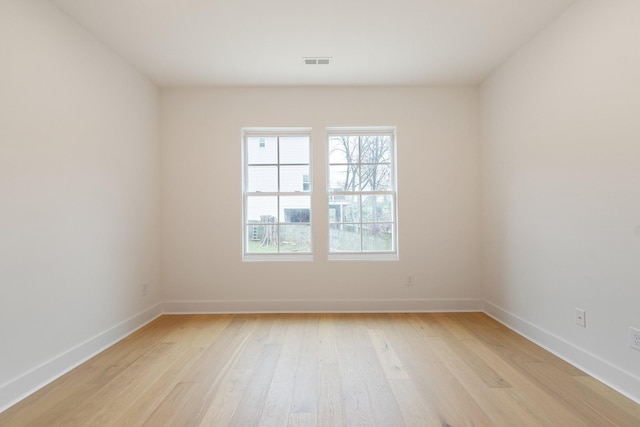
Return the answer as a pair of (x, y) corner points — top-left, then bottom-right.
(362, 195), (393, 222)
(328, 195), (360, 223)
(246, 225), (278, 253)
(329, 136), (359, 164)
(330, 224), (361, 252)
(361, 135), (391, 164)
(279, 225), (311, 253)
(360, 164), (391, 191)
(280, 165), (310, 192)
(326, 129), (396, 257)
(328, 165), (359, 192)
(247, 137), (277, 164)
(362, 223), (393, 251)
(279, 136), (309, 164)
(243, 129), (313, 259)
(246, 196), (278, 222)
(280, 195), (310, 223)
(247, 166), (278, 192)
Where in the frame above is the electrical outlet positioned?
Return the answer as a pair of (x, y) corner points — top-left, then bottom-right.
(630, 327), (640, 351)
(142, 283), (149, 296)
(406, 275), (414, 286)
(575, 308), (586, 328)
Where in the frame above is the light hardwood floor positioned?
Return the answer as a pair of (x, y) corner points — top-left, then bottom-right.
(1, 313), (639, 426)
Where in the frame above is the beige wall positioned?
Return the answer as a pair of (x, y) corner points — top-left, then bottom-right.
(160, 86), (482, 311)
(0, 0), (160, 408)
(481, 0), (640, 400)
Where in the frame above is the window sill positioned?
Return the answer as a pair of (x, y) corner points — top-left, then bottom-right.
(243, 253), (314, 262)
(328, 252), (399, 261)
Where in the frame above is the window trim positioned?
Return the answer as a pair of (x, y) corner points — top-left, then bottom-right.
(326, 127), (399, 261)
(242, 127), (313, 262)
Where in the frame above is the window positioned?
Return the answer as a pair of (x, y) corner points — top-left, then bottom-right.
(242, 129), (312, 260)
(327, 128), (397, 259)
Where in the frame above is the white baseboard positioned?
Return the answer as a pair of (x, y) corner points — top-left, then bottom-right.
(0, 303), (163, 414)
(163, 298), (484, 314)
(484, 300), (640, 404)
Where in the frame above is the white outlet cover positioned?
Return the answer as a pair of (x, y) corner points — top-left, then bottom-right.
(575, 308), (586, 328)
(630, 327), (640, 351)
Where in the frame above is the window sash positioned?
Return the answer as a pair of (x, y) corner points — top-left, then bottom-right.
(242, 129), (312, 259)
(326, 128), (398, 257)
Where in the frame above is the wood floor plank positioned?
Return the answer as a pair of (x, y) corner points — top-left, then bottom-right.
(111, 346), (208, 427)
(0, 365), (107, 427)
(158, 319), (256, 426)
(258, 316), (303, 426)
(317, 315), (348, 427)
(139, 381), (197, 427)
(462, 337), (590, 426)
(368, 328), (410, 380)
(287, 412), (317, 427)
(334, 316), (378, 425)
(523, 360), (640, 427)
(380, 314), (504, 426)
(423, 313), (512, 388)
(229, 343), (281, 426)
(388, 378), (443, 426)
(1, 313), (639, 427)
(403, 321), (498, 426)
(318, 313), (340, 365)
(335, 315), (406, 426)
(161, 314), (233, 349)
(574, 375), (640, 420)
(24, 335), (188, 426)
(409, 359), (495, 427)
(71, 341), (183, 427)
(230, 315), (276, 371)
(290, 315), (319, 414)
(196, 368), (253, 426)
(428, 335), (550, 426)
(457, 312), (585, 375)
(317, 362), (347, 427)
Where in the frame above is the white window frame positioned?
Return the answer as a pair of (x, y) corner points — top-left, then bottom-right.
(326, 127), (399, 261)
(242, 128), (313, 261)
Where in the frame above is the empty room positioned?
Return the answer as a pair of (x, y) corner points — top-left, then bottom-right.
(1, 0), (639, 425)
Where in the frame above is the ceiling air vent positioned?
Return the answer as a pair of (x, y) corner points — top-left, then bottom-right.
(303, 57), (332, 65)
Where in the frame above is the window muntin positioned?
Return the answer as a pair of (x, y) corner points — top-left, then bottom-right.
(327, 129), (397, 258)
(243, 130), (312, 259)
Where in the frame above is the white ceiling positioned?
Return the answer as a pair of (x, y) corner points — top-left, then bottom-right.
(51, 0), (577, 87)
